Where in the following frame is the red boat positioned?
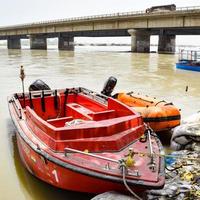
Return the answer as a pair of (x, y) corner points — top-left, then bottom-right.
(8, 87), (165, 194)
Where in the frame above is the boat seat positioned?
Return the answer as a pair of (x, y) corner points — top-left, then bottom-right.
(66, 103), (93, 120)
(89, 110), (116, 121)
(47, 116), (73, 127)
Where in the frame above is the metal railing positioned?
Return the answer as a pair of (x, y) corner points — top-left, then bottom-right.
(179, 49), (200, 61)
(176, 6), (200, 11)
(0, 5), (200, 30)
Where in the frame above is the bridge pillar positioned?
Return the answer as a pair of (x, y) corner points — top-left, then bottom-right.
(128, 29), (137, 52)
(58, 36), (74, 51)
(158, 31), (176, 54)
(136, 31), (150, 53)
(128, 29), (150, 53)
(7, 38), (21, 49)
(30, 35), (47, 50)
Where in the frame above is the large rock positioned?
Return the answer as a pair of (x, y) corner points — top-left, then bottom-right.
(91, 191), (137, 200)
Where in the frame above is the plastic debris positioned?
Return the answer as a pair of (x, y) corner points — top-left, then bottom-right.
(146, 150), (200, 200)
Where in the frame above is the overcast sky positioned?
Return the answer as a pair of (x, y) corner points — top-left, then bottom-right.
(0, 0), (200, 26)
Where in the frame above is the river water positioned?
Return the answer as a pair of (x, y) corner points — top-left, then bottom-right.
(0, 46), (200, 200)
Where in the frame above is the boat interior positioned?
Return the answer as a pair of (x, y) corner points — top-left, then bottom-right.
(14, 88), (144, 152)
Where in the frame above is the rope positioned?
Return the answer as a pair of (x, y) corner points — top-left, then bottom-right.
(121, 164), (143, 200)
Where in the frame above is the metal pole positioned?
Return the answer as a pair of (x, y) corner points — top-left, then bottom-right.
(20, 65), (25, 107)
(64, 147), (119, 163)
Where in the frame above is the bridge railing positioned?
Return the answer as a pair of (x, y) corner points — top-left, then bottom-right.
(176, 6), (200, 11)
(29, 5), (200, 24)
(37, 10), (145, 24)
(1, 6), (200, 29)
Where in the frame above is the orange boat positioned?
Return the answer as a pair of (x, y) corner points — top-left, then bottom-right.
(101, 76), (181, 132)
(8, 86), (165, 194)
(116, 92), (181, 132)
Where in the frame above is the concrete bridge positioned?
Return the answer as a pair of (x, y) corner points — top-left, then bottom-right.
(1, 6), (200, 53)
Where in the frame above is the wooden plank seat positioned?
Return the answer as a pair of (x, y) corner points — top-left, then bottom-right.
(66, 103), (116, 121)
(47, 116), (73, 127)
(66, 103), (94, 120)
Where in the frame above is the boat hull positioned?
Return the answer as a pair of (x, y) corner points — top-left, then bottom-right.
(8, 88), (165, 194)
(16, 133), (125, 193)
(15, 125), (164, 193)
(176, 63), (200, 72)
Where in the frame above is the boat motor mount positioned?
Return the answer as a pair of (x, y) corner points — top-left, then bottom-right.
(29, 79), (51, 91)
(101, 76), (117, 97)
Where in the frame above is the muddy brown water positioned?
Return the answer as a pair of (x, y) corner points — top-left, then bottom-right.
(0, 46), (200, 200)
